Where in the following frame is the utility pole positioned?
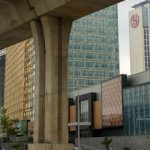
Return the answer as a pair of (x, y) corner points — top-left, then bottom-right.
(0, 107), (3, 150)
(77, 75), (80, 149)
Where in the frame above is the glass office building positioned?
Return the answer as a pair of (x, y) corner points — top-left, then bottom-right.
(68, 5), (119, 92)
(0, 50), (5, 107)
(123, 83), (150, 135)
(4, 39), (35, 121)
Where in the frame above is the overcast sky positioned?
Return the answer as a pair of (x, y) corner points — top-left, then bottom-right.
(118, 0), (144, 75)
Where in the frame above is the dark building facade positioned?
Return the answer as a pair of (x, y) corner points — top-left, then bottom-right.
(0, 54), (5, 107)
(68, 70), (150, 140)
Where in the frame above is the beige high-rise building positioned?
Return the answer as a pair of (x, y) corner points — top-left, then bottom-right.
(4, 39), (35, 121)
(129, 0), (150, 74)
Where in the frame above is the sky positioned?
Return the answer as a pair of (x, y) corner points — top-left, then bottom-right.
(118, 0), (144, 75)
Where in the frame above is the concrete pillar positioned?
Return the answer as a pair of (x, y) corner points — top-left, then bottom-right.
(41, 15), (72, 144)
(30, 20), (45, 143)
(29, 15), (73, 149)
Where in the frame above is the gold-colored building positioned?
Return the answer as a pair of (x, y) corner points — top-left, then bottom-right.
(4, 39), (35, 121)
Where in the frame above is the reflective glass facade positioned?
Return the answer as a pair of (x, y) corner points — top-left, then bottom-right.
(123, 83), (150, 135)
(68, 5), (119, 92)
(4, 39), (35, 121)
(80, 100), (89, 122)
(0, 54), (5, 107)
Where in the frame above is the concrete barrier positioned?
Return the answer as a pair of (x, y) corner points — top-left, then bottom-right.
(76, 136), (150, 150)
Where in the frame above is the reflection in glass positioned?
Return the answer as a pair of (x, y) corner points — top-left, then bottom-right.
(80, 100), (89, 122)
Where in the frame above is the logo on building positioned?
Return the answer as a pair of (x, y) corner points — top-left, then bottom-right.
(131, 14), (139, 28)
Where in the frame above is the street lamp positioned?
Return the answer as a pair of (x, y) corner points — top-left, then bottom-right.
(0, 107), (3, 150)
(77, 75), (80, 149)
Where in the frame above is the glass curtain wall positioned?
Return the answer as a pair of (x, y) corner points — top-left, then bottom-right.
(68, 5), (119, 92)
(123, 83), (150, 135)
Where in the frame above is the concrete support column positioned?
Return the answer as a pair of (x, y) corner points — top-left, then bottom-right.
(29, 16), (73, 149)
(41, 15), (72, 144)
(30, 20), (45, 143)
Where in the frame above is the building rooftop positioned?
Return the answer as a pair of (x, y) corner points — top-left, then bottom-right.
(133, 0), (150, 8)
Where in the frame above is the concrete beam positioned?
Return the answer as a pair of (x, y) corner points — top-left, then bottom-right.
(0, 0), (124, 49)
(0, 23), (32, 49)
(47, 0), (124, 19)
(0, 0), (36, 49)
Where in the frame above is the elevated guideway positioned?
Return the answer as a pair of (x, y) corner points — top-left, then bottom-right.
(0, 0), (123, 49)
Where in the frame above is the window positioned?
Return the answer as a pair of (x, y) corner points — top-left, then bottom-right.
(80, 100), (89, 122)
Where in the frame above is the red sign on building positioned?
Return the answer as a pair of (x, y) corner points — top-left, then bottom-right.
(131, 14), (140, 28)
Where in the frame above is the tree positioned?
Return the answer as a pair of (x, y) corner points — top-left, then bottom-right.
(12, 143), (20, 150)
(0, 108), (17, 139)
(101, 137), (112, 150)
